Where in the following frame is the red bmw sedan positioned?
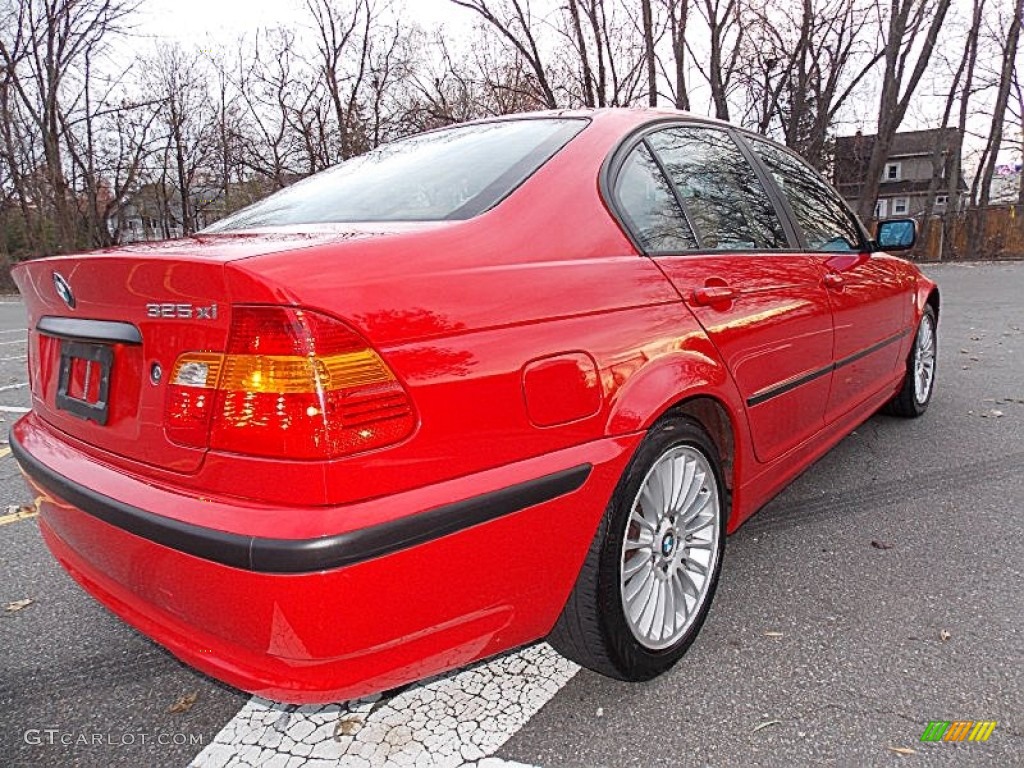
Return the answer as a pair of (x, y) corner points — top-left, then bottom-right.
(11, 109), (938, 704)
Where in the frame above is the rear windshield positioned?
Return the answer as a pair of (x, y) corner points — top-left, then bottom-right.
(204, 119), (586, 230)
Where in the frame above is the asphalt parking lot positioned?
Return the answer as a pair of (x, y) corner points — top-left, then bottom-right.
(1, 261), (1021, 768)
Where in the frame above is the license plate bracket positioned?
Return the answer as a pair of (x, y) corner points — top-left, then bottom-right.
(56, 340), (113, 425)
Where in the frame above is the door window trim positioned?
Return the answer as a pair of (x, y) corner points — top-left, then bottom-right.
(741, 133), (872, 254)
(600, 118), (801, 257)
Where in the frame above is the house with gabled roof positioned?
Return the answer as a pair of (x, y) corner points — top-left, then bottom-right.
(834, 128), (968, 219)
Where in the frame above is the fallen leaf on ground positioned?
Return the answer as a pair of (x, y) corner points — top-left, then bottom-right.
(870, 540), (893, 550)
(940, 629), (951, 642)
(764, 631), (784, 638)
(888, 746), (917, 756)
(752, 720), (781, 733)
(334, 715), (364, 739)
(168, 692), (198, 714)
(4, 598), (33, 612)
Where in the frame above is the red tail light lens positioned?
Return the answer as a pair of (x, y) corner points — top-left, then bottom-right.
(165, 307), (415, 459)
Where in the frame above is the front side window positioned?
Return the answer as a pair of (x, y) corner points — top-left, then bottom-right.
(647, 127), (787, 250)
(613, 143), (698, 252)
(751, 138), (863, 252)
(204, 119), (585, 229)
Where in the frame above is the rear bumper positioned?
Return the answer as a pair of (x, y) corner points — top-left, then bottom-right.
(12, 414), (638, 703)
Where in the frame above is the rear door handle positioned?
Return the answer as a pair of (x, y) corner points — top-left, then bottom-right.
(691, 285), (737, 306)
(823, 272), (845, 291)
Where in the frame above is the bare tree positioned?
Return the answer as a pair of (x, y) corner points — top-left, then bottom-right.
(691, 0), (746, 120)
(641, 0), (657, 105)
(855, 0), (954, 220)
(977, 0), (1023, 209)
(736, 0), (882, 169)
(0, 0), (139, 251)
(449, 0), (558, 108)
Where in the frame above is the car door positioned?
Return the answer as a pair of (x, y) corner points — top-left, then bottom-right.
(746, 138), (911, 423)
(611, 124), (835, 464)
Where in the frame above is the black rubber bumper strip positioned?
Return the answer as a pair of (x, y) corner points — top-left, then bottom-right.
(747, 328), (910, 407)
(10, 433), (591, 574)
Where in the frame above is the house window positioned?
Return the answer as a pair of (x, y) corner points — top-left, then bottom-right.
(874, 199), (889, 219)
(893, 197), (909, 215)
(884, 162), (901, 182)
(934, 195), (948, 209)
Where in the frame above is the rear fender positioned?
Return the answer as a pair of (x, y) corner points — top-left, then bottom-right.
(605, 344), (742, 435)
(604, 345), (750, 528)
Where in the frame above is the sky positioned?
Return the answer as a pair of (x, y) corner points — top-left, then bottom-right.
(134, 0), (468, 44)
(125, 0), (1011, 171)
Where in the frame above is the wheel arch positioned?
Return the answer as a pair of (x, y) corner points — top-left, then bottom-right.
(916, 277), (940, 323)
(605, 353), (743, 490)
(926, 285), (940, 319)
(662, 396), (737, 497)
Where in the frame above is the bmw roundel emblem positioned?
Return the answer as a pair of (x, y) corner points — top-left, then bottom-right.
(53, 272), (75, 309)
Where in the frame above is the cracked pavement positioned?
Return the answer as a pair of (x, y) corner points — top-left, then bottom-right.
(1, 261), (1022, 767)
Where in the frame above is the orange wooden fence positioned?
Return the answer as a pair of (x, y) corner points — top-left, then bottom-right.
(909, 205), (1024, 261)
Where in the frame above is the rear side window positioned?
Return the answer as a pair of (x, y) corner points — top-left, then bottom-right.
(647, 127), (788, 250)
(614, 143), (698, 252)
(750, 139), (863, 252)
(204, 119), (585, 229)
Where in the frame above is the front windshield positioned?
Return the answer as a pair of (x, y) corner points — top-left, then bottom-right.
(204, 118), (586, 230)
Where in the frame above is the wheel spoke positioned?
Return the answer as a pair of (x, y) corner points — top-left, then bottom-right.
(678, 567), (700, 599)
(677, 466), (703, 519)
(652, 580), (668, 641)
(639, 486), (660, 528)
(663, 577), (677, 637)
(661, 460), (676, 517)
(624, 566), (653, 602)
(671, 572), (690, 618)
(630, 508), (655, 532)
(627, 571), (656, 622)
(623, 552), (649, 579)
(638, 576), (660, 636)
(686, 557), (709, 577)
(688, 495), (712, 532)
(625, 527), (654, 550)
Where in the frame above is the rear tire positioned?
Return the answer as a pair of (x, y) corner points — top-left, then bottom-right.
(884, 305), (937, 418)
(548, 415), (726, 681)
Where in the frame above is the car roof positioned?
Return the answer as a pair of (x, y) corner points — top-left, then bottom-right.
(459, 107), (736, 132)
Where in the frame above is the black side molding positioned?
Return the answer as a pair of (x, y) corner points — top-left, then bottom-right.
(37, 316), (142, 345)
(747, 328), (910, 408)
(10, 433), (591, 574)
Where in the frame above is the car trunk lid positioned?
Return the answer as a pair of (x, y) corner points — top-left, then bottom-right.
(12, 232), (377, 473)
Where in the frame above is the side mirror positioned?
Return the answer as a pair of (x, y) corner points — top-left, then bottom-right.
(876, 218), (916, 251)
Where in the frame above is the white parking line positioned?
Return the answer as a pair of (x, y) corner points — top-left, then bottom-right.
(0, 339), (26, 345)
(0, 405), (29, 413)
(0, 382), (28, 391)
(0, 355), (26, 362)
(0, 328), (26, 335)
(190, 643), (577, 768)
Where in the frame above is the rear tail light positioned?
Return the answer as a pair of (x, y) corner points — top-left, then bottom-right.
(165, 306), (415, 459)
